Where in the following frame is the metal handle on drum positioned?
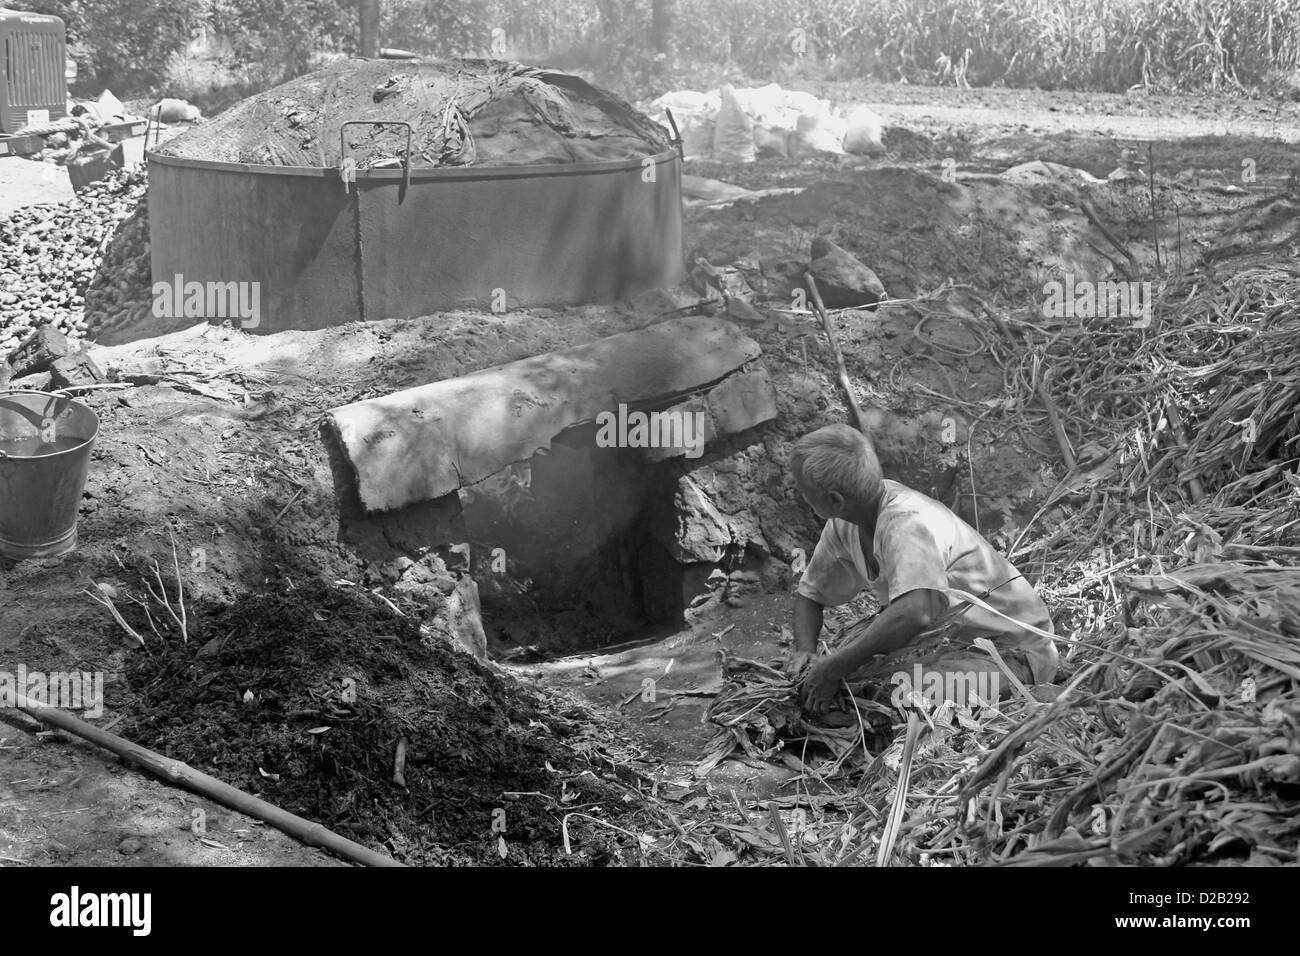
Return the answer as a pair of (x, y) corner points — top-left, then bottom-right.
(663, 107), (684, 163)
(339, 120), (414, 195)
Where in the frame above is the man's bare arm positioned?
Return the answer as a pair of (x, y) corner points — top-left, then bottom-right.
(793, 593), (824, 654)
(783, 593), (825, 676)
(829, 588), (945, 675)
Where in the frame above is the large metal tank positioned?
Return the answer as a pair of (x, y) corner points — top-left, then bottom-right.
(147, 60), (683, 335)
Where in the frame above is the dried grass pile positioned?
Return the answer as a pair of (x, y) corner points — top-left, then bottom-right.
(683, 252), (1300, 866)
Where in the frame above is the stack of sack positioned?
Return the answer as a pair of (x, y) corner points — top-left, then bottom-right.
(644, 83), (884, 162)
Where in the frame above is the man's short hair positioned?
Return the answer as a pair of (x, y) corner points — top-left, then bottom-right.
(791, 424), (883, 505)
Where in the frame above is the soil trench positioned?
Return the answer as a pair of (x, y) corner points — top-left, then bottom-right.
(2, 88), (1299, 867)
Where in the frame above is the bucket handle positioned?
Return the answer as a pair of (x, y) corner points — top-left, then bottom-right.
(0, 391), (79, 456)
(339, 120), (413, 195)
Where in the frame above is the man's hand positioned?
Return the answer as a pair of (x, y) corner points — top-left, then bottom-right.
(783, 650), (812, 679)
(799, 655), (845, 714)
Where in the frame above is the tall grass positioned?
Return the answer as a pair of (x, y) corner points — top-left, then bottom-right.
(165, 0), (1300, 111)
(580, 0), (1300, 95)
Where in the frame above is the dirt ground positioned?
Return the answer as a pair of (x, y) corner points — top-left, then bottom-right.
(2, 84), (1298, 867)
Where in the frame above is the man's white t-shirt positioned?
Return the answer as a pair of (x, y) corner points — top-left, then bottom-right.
(796, 480), (1059, 682)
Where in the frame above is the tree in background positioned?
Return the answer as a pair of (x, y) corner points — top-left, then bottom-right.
(651, 0), (674, 73)
(208, 0), (353, 85)
(379, 0), (497, 57)
(9, 0), (204, 94)
(359, 0), (379, 56)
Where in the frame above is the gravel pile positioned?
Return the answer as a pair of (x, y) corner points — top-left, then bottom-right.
(0, 168), (152, 356)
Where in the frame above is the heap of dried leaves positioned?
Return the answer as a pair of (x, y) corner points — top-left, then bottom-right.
(670, 253), (1300, 867)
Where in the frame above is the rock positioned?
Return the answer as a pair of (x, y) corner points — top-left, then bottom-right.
(667, 473), (732, 562)
(49, 350), (105, 389)
(444, 576), (488, 661)
(706, 364), (779, 437)
(842, 106), (886, 156)
(393, 557), (437, 587)
(108, 355), (167, 383)
(118, 836), (145, 855)
(809, 237), (886, 307)
(6, 324), (69, 377)
(374, 556), (413, 582)
(10, 370), (52, 391)
(723, 296), (766, 325)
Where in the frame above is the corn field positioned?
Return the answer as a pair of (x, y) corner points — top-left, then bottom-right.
(572, 0), (1300, 94)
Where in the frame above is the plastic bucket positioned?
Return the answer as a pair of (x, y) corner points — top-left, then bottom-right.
(0, 390), (99, 559)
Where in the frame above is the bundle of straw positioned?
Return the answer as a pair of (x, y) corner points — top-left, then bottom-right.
(696, 654), (806, 777)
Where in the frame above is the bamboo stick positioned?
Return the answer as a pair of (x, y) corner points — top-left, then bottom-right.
(804, 272), (869, 434)
(1164, 399), (1207, 504)
(1036, 367), (1077, 471)
(13, 693), (405, 868)
(1080, 199), (1138, 276)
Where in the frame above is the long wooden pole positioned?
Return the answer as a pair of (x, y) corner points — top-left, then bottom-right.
(14, 694), (405, 868)
(805, 272), (869, 433)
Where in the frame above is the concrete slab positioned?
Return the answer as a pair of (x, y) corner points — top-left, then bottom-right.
(641, 395), (716, 462)
(325, 316), (764, 513)
(641, 362), (777, 461)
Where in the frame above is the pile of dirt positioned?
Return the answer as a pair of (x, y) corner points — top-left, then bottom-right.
(115, 581), (651, 865)
(158, 59), (671, 169)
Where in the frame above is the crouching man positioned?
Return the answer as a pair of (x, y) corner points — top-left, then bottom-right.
(785, 424), (1059, 712)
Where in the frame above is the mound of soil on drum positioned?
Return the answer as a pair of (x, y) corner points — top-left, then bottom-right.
(117, 583), (646, 866)
(160, 58), (670, 168)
